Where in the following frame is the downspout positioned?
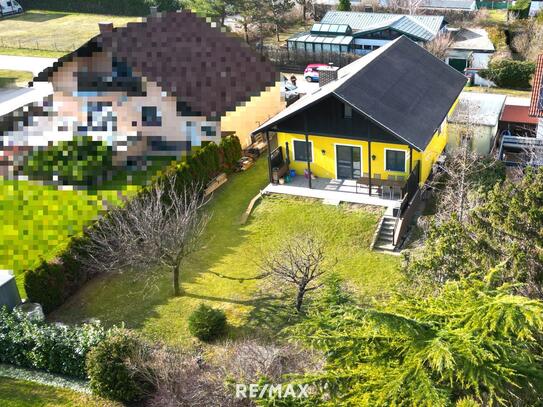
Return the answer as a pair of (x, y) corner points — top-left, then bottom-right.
(265, 130), (273, 183)
(368, 141), (372, 196)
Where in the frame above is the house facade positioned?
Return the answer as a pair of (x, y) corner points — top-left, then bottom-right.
(254, 36), (465, 201)
(2, 10), (282, 168)
(287, 11), (445, 56)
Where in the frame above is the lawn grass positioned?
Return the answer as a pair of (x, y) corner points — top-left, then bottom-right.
(0, 10), (139, 53)
(0, 181), (135, 296)
(52, 159), (401, 346)
(0, 69), (33, 88)
(463, 85), (532, 98)
(0, 377), (119, 407)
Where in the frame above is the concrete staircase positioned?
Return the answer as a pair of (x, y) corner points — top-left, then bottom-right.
(373, 216), (396, 252)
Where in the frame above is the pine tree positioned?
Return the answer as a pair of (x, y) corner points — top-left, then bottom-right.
(337, 0), (351, 11)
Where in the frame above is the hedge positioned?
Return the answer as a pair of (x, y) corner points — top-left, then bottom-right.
(0, 306), (106, 379)
(24, 137), (243, 314)
(18, 0), (180, 16)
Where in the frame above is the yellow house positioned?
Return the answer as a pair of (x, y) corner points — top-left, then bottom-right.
(253, 36), (465, 206)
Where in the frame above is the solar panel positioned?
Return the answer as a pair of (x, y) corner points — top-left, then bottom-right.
(539, 86), (543, 111)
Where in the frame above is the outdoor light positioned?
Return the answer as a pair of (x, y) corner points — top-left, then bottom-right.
(321, 149), (326, 155)
(372, 154), (376, 161)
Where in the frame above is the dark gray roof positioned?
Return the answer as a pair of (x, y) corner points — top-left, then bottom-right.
(254, 36), (467, 151)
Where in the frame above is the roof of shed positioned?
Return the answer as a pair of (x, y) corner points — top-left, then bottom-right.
(500, 105), (539, 125)
(449, 27), (494, 52)
(449, 92), (506, 126)
(320, 11), (443, 41)
(253, 36), (466, 151)
(421, 0), (476, 10)
(32, 11), (278, 120)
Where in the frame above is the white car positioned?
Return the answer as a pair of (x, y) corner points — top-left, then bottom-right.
(0, 0), (23, 17)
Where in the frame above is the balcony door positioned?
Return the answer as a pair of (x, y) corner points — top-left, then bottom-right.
(336, 145), (362, 180)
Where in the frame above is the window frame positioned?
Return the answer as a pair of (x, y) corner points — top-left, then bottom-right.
(141, 106), (162, 127)
(343, 103), (353, 119)
(293, 139), (314, 163)
(384, 148), (408, 173)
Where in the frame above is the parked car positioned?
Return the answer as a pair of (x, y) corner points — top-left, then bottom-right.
(0, 0), (23, 17)
(304, 63), (329, 82)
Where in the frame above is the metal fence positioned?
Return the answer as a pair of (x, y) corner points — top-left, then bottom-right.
(0, 37), (76, 53)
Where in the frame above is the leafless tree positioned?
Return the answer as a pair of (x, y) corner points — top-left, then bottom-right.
(296, 0), (311, 22)
(423, 32), (452, 60)
(262, 235), (330, 312)
(80, 174), (209, 296)
(386, 0), (424, 15)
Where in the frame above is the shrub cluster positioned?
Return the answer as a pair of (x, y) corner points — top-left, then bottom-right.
(23, 136), (114, 187)
(0, 306), (106, 379)
(188, 304), (227, 342)
(479, 59), (536, 89)
(86, 328), (149, 402)
(220, 135), (243, 169)
(18, 0), (180, 16)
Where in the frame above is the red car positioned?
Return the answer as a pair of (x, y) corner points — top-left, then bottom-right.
(304, 63), (329, 82)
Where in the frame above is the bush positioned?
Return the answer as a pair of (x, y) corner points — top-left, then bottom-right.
(86, 328), (148, 402)
(0, 306), (106, 378)
(220, 136), (242, 169)
(188, 304), (227, 342)
(18, 0), (180, 16)
(23, 136), (114, 187)
(479, 59), (536, 89)
(510, 0), (531, 19)
(23, 261), (67, 313)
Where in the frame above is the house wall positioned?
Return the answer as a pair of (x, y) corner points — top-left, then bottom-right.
(221, 82), (283, 148)
(447, 122), (497, 155)
(277, 132), (416, 181)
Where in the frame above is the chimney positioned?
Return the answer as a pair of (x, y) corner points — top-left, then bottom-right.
(98, 22), (114, 34)
(150, 6), (159, 16)
(319, 63), (339, 87)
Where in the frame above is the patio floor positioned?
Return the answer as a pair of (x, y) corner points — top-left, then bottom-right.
(263, 176), (401, 211)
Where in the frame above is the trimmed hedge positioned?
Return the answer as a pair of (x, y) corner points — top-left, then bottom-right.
(24, 138), (243, 314)
(18, 0), (180, 16)
(0, 306), (106, 379)
(86, 328), (149, 402)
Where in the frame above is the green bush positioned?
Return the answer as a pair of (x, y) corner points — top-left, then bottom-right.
(18, 0), (180, 16)
(188, 304), (227, 342)
(86, 329), (148, 402)
(0, 306), (106, 378)
(479, 59), (536, 89)
(23, 261), (67, 313)
(509, 0), (531, 18)
(23, 136), (114, 187)
(220, 136), (242, 169)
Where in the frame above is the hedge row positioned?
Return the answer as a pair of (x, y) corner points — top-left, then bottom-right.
(18, 0), (180, 16)
(479, 59), (536, 89)
(0, 306), (106, 379)
(24, 137), (243, 314)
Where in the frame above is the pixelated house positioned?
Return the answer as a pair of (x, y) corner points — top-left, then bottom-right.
(30, 10), (283, 163)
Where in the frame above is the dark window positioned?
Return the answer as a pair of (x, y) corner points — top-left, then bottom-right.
(344, 104), (353, 119)
(363, 45), (372, 50)
(293, 139), (313, 162)
(142, 106), (162, 127)
(201, 125), (217, 137)
(539, 86), (543, 110)
(385, 150), (406, 172)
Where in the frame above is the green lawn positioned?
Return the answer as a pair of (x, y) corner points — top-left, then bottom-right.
(0, 181), (135, 296)
(0, 377), (119, 407)
(0, 10), (138, 53)
(52, 159), (401, 346)
(463, 85), (532, 98)
(0, 69), (33, 88)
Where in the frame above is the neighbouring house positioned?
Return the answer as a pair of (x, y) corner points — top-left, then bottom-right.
(447, 92), (506, 155)
(529, 0), (542, 16)
(252, 36), (465, 250)
(1, 9), (282, 170)
(287, 11), (445, 56)
(446, 27), (494, 86)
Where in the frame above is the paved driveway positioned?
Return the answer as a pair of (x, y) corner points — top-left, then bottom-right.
(0, 55), (56, 75)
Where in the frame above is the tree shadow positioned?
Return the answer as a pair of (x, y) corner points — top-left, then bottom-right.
(13, 12), (68, 23)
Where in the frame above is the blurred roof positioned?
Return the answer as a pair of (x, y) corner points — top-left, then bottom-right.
(501, 105), (539, 124)
(450, 92), (506, 126)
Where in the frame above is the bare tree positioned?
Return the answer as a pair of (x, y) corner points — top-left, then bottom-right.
(81, 174), (209, 296)
(385, 0), (424, 15)
(296, 0), (311, 22)
(423, 32), (452, 60)
(262, 235), (330, 312)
